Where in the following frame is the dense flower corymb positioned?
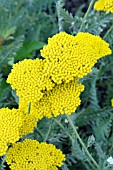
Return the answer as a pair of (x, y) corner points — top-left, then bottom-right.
(41, 32), (111, 84)
(0, 108), (22, 156)
(30, 79), (84, 119)
(6, 139), (65, 170)
(94, 0), (113, 13)
(7, 58), (54, 103)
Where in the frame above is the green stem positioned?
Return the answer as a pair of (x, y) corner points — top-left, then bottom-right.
(34, 128), (44, 140)
(103, 24), (113, 39)
(55, 117), (97, 170)
(28, 102), (31, 114)
(88, 160), (97, 170)
(54, 118), (73, 140)
(79, 0), (95, 32)
(44, 118), (54, 141)
(66, 114), (101, 170)
(56, 0), (64, 32)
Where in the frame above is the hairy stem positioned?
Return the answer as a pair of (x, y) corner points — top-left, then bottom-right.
(79, 0), (95, 32)
(44, 118), (54, 141)
(54, 118), (73, 140)
(56, 0), (64, 32)
(55, 116), (98, 170)
(103, 24), (113, 39)
(66, 114), (101, 170)
(87, 159), (97, 170)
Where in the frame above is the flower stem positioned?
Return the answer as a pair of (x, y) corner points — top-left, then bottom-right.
(103, 24), (113, 39)
(56, 0), (64, 32)
(66, 114), (101, 170)
(55, 117), (98, 169)
(54, 118), (73, 140)
(88, 160), (97, 170)
(79, 0), (95, 32)
(44, 118), (54, 141)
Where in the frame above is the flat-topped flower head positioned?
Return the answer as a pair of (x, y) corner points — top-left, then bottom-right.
(0, 108), (22, 156)
(41, 32), (111, 84)
(32, 79), (84, 119)
(94, 0), (113, 13)
(7, 59), (55, 104)
(6, 139), (65, 170)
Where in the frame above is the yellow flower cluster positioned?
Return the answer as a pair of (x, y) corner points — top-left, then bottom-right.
(94, 0), (113, 13)
(2, 31), (111, 169)
(32, 79), (84, 119)
(0, 106), (38, 156)
(7, 32), (111, 120)
(6, 139), (65, 170)
(41, 32), (111, 84)
(0, 108), (22, 156)
(7, 59), (54, 103)
(111, 99), (113, 106)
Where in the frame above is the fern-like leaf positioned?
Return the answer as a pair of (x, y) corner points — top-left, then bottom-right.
(0, 35), (24, 68)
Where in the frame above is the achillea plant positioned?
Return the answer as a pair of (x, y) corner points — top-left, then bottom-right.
(5, 31), (111, 170)
(7, 32), (111, 119)
(1, 0), (113, 170)
(6, 139), (65, 170)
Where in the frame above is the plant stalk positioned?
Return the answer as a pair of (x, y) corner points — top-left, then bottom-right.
(103, 24), (113, 39)
(55, 116), (98, 170)
(44, 118), (54, 141)
(54, 118), (73, 140)
(56, 0), (64, 32)
(79, 0), (95, 32)
(66, 114), (101, 170)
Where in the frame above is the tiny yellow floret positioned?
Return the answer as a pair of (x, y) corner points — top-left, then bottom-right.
(6, 139), (65, 170)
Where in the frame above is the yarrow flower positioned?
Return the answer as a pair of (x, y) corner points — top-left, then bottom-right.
(7, 32), (111, 122)
(94, 0), (113, 13)
(19, 79), (84, 119)
(7, 32), (111, 112)
(6, 139), (65, 170)
(41, 32), (111, 84)
(0, 108), (22, 156)
(0, 107), (38, 155)
(7, 58), (55, 103)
